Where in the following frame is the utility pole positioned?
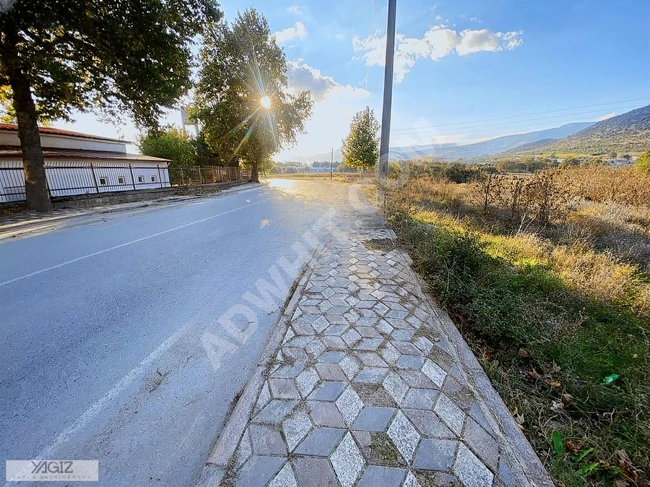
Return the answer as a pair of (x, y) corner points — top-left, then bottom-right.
(379, 0), (397, 179)
(330, 147), (333, 180)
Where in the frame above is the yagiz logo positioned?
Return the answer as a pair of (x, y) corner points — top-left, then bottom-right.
(30, 460), (74, 474)
(6, 459), (99, 481)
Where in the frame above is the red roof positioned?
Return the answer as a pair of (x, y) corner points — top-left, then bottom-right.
(0, 123), (130, 143)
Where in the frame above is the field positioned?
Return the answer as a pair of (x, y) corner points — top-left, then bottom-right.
(385, 164), (650, 487)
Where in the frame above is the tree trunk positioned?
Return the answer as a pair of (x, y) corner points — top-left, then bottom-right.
(2, 33), (52, 212)
(251, 159), (259, 183)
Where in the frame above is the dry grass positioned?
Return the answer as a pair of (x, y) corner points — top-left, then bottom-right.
(386, 164), (650, 487)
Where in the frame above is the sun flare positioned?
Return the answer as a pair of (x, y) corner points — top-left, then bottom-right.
(260, 96), (271, 109)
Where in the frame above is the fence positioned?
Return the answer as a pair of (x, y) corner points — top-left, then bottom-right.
(168, 166), (250, 186)
(0, 163), (250, 203)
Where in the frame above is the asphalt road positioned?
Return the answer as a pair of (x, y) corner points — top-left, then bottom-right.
(0, 180), (365, 486)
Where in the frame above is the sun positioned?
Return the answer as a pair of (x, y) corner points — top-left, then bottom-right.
(260, 96), (271, 109)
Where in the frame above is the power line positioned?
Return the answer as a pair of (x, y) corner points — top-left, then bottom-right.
(390, 98), (648, 133)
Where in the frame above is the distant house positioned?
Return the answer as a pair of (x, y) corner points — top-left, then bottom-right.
(0, 124), (170, 203)
(607, 158), (634, 166)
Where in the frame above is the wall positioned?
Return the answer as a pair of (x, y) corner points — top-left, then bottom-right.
(0, 160), (170, 202)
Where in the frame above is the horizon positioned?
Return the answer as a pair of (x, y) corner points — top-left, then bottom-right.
(50, 0), (649, 160)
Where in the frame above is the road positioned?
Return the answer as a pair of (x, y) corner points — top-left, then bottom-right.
(0, 180), (369, 486)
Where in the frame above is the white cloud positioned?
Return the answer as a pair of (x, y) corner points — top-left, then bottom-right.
(598, 112), (616, 121)
(274, 22), (308, 44)
(276, 61), (372, 159)
(435, 14), (442, 20)
(287, 60), (369, 102)
(287, 5), (305, 16)
(353, 25), (523, 82)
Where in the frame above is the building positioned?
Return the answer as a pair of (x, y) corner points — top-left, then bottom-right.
(0, 124), (170, 203)
(607, 157), (635, 166)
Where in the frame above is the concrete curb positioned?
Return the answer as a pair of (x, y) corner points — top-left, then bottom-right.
(194, 238), (329, 487)
(403, 262), (554, 487)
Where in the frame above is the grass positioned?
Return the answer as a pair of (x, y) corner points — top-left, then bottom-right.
(385, 171), (650, 487)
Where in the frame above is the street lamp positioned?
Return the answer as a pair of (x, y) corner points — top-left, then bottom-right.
(260, 96), (271, 109)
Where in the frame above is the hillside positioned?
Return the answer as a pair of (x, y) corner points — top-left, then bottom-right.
(509, 105), (650, 155)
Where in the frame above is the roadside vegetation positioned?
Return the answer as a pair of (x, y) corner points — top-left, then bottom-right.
(385, 162), (650, 486)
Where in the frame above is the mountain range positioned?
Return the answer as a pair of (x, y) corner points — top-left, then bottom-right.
(506, 105), (650, 155)
(389, 122), (594, 160)
(286, 104), (649, 163)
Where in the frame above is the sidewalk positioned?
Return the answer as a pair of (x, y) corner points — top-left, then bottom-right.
(204, 195), (553, 487)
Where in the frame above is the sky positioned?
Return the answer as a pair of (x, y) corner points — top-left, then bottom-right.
(57, 0), (650, 161)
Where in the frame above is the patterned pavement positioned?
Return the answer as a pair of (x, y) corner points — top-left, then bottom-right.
(216, 200), (552, 487)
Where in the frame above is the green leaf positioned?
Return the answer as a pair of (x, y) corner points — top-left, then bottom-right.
(572, 448), (594, 463)
(577, 462), (599, 475)
(551, 430), (564, 455)
(602, 373), (620, 385)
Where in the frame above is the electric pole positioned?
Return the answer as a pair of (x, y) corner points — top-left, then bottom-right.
(330, 147), (334, 180)
(379, 0), (397, 179)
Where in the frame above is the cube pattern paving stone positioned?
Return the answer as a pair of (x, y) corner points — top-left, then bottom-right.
(225, 226), (550, 487)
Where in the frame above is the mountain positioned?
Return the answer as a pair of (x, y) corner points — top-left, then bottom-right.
(506, 105), (650, 155)
(389, 122), (593, 160)
(284, 122), (593, 163)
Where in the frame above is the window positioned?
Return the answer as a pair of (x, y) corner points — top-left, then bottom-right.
(99, 177), (107, 185)
(118, 176), (125, 184)
(151, 176), (156, 182)
(138, 176), (144, 183)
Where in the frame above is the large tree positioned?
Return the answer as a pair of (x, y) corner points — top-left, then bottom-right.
(0, 0), (220, 212)
(341, 107), (380, 171)
(192, 8), (312, 183)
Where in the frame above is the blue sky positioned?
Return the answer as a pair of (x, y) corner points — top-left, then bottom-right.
(59, 0), (650, 160)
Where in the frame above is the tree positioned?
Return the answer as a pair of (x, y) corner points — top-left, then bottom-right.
(193, 131), (220, 166)
(0, 0), (220, 212)
(139, 128), (196, 167)
(636, 150), (650, 172)
(192, 9), (313, 183)
(341, 107), (380, 171)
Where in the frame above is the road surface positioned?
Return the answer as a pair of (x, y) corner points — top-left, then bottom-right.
(0, 180), (369, 486)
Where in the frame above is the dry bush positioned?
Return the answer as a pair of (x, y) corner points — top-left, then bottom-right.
(469, 170), (570, 226)
(555, 165), (650, 207)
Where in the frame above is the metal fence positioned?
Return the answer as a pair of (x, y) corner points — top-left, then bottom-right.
(168, 166), (250, 186)
(0, 163), (250, 203)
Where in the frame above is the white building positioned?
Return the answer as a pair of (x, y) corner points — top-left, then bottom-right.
(607, 158), (634, 166)
(0, 124), (170, 203)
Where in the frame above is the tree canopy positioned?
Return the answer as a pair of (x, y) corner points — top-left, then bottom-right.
(341, 107), (380, 170)
(636, 150), (650, 172)
(139, 128), (197, 167)
(191, 8), (313, 182)
(0, 0), (220, 211)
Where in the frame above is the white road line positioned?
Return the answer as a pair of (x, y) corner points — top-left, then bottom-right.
(0, 198), (271, 287)
(33, 317), (194, 462)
